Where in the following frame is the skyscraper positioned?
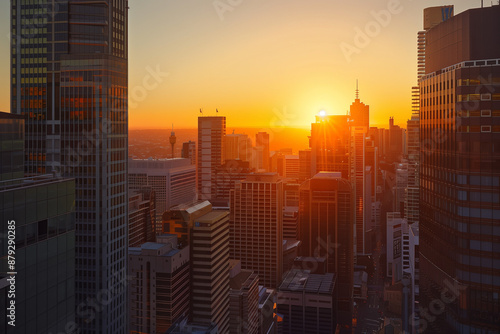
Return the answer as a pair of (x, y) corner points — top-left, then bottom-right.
(309, 114), (350, 178)
(181, 140), (196, 165)
(190, 210), (231, 333)
(213, 160), (253, 207)
(298, 172), (354, 330)
(406, 114), (420, 225)
(128, 235), (190, 333)
(349, 84), (369, 129)
(10, 1), (129, 332)
(229, 173), (284, 288)
(277, 269), (337, 334)
(420, 6), (500, 333)
(408, 5), (454, 228)
(128, 188), (156, 247)
(229, 261), (259, 334)
(255, 132), (270, 171)
(198, 116), (226, 201)
(161, 200), (212, 247)
(129, 158), (196, 229)
(350, 125), (369, 255)
(0, 112), (76, 334)
(225, 133), (252, 163)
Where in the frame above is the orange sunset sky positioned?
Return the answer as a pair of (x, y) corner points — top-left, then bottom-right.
(0, 0), (481, 129)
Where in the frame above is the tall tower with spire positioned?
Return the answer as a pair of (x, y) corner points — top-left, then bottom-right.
(349, 80), (369, 128)
(169, 124), (177, 158)
(348, 80), (371, 255)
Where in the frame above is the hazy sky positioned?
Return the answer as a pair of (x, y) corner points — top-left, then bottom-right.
(0, 0), (484, 129)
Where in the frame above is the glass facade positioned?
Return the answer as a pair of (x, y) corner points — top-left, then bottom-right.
(0, 175), (76, 334)
(420, 12), (500, 331)
(0, 113), (24, 181)
(11, 1), (129, 333)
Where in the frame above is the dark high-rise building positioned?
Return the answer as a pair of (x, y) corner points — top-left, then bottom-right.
(298, 149), (311, 181)
(11, 1), (129, 332)
(0, 112), (76, 334)
(255, 132), (270, 171)
(198, 116), (226, 201)
(277, 269), (337, 334)
(406, 115), (420, 225)
(229, 261), (259, 334)
(309, 114), (350, 178)
(386, 117), (403, 164)
(420, 5), (500, 333)
(213, 160), (254, 206)
(128, 187), (156, 247)
(0, 112), (24, 181)
(128, 235), (190, 334)
(298, 172), (354, 330)
(349, 85), (369, 129)
(181, 140), (196, 165)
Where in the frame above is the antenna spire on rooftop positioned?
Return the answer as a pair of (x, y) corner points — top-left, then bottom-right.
(355, 79), (359, 100)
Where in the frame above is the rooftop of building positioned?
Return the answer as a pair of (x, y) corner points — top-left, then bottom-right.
(128, 157), (193, 172)
(353, 271), (368, 286)
(410, 223), (419, 237)
(169, 200), (212, 214)
(230, 269), (255, 290)
(0, 111), (25, 119)
(258, 286), (275, 305)
(312, 171), (342, 179)
(279, 269), (335, 294)
(0, 174), (74, 192)
(196, 210), (229, 223)
(243, 172), (280, 182)
(283, 206), (299, 214)
(166, 319), (218, 334)
(129, 235), (181, 257)
(301, 172), (351, 192)
(283, 239), (301, 252)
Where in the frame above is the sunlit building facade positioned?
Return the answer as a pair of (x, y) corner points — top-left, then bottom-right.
(198, 116), (226, 201)
(230, 173), (284, 288)
(190, 210), (231, 333)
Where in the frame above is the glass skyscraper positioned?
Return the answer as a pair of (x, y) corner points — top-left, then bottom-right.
(1, 111), (76, 334)
(420, 6), (500, 333)
(11, 1), (129, 333)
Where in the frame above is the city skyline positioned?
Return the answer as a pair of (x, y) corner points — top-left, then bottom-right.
(1, 1), (500, 334)
(0, 0), (484, 130)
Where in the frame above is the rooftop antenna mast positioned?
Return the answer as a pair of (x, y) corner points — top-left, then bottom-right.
(355, 79), (359, 100)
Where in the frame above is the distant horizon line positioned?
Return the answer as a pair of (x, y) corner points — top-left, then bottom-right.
(129, 123), (403, 131)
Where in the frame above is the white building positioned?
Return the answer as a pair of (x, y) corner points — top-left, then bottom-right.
(129, 158), (196, 223)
